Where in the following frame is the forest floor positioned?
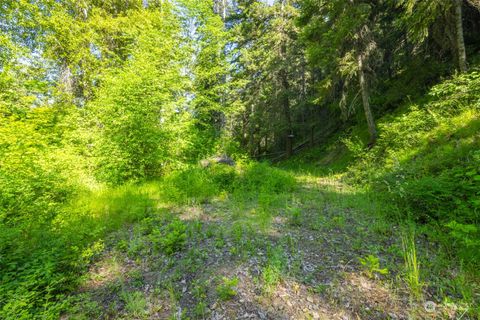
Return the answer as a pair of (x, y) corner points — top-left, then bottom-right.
(66, 169), (460, 320)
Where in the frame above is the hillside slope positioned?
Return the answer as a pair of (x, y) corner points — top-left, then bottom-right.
(287, 70), (479, 226)
(283, 69), (480, 312)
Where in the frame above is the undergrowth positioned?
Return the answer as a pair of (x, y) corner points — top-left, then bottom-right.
(0, 161), (296, 318)
(345, 70), (480, 267)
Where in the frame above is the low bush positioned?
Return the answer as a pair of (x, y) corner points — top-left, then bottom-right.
(159, 164), (238, 204)
(234, 162), (297, 194)
(159, 161), (296, 205)
(206, 164), (238, 192)
(150, 218), (187, 255)
(160, 167), (221, 204)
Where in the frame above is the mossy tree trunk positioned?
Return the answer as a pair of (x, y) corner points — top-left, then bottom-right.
(454, 0), (468, 72)
(357, 53), (377, 145)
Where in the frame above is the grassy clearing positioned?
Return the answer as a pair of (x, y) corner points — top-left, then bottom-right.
(60, 163), (477, 319)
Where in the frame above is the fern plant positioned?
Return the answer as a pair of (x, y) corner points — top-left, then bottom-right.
(216, 277), (239, 301)
(359, 254), (389, 278)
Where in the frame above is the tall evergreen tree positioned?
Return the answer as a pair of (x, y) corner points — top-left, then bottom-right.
(398, 0), (468, 72)
(299, 0), (383, 144)
(229, 0), (310, 157)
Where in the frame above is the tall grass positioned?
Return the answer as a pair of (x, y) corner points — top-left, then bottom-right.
(401, 229), (422, 300)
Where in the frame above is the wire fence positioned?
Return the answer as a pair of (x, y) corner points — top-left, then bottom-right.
(252, 122), (340, 162)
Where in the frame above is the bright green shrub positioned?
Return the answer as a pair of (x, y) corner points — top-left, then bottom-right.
(0, 107), (86, 318)
(160, 167), (220, 204)
(234, 162), (297, 194)
(88, 9), (192, 184)
(0, 108), (76, 225)
(160, 163), (239, 204)
(158, 162), (296, 206)
(150, 218), (187, 255)
(0, 180), (155, 319)
(205, 164), (238, 191)
(446, 221), (480, 264)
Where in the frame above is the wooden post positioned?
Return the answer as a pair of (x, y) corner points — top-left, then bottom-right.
(310, 126), (314, 146)
(286, 133), (294, 157)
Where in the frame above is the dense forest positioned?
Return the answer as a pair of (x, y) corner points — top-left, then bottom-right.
(1, 0), (479, 319)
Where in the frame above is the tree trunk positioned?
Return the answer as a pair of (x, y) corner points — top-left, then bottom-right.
(286, 135), (292, 158)
(454, 0), (468, 72)
(248, 105), (256, 156)
(280, 0), (293, 158)
(310, 125), (314, 146)
(222, 0), (227, 21)
(357, 54), (377, 145)
(264, 136), (268, 155)
(281, 70), (293, 157)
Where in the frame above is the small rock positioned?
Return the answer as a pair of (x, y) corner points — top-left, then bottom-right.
(424, 301), (436, 313)
(303, 263), (315, 272)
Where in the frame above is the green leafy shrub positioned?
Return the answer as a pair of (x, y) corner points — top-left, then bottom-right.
(446, 221), (480, 264)
(359, 255), (389, 278)
(205, 164), (238, 191)
(0, 107), (90, 319)
(150, 218), (187, 255)
(160, 162), (296, 205)
(234, 162), (297, 194)
(88, 9), (192, 185)
(0, 181), (155, 319)
(160, 167), (220, 204)
(216, 277), (239, 301)
(160, 163), (239, 204)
